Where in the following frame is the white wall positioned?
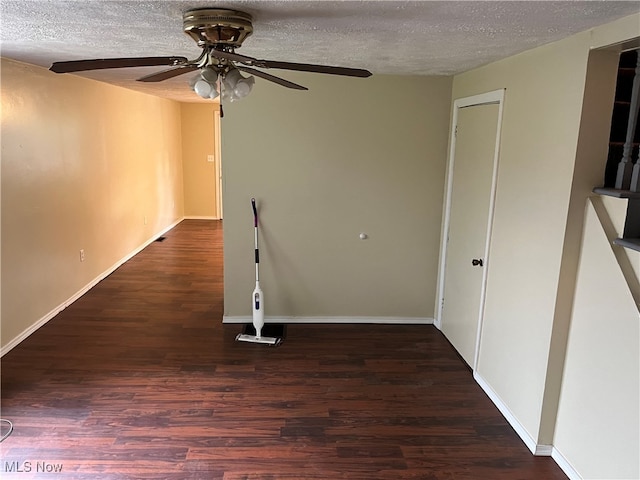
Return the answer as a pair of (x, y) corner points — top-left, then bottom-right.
(221, 73), (452, 321)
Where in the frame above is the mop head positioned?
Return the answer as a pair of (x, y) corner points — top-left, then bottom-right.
(235, 324), (285, 347)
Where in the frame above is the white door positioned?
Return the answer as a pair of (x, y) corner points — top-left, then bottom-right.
(440, 98), (501, 368)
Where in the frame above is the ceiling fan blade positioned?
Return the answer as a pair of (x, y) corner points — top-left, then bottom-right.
(260, 61), (372, 78)
(50, 56), (189, 74)
(210, 49), (371, 78)
(237, 67), (308, 90)
(137, 65), (200, 82)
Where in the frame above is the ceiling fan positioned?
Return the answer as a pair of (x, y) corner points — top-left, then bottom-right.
(50, 8), (372, 102)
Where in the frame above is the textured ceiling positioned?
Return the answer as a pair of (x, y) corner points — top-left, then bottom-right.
(2, 1), (639, 102)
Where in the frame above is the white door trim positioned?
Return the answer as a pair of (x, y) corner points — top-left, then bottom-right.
(435, 89), (505, 371)
(214, 108), (223, 220)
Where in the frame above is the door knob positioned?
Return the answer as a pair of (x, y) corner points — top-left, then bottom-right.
(472, 258), (484, 267)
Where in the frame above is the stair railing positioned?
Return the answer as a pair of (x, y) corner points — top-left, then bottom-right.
(616, 49), (640, 192)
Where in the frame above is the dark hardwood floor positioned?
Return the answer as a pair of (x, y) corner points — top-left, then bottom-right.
(1, 220), (567, 479)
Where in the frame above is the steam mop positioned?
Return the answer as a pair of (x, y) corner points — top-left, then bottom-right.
(235, 198), (282, 346)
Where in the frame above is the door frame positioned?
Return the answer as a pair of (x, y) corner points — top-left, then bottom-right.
(214, 108), (223, 219)
(435, 89), (505, 370)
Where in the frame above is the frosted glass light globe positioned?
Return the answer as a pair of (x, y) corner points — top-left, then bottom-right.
(194, 79), (213, 98)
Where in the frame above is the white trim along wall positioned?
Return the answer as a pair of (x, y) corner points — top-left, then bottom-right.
(223, 316), (434, 325)
(0, 219), (182, 357)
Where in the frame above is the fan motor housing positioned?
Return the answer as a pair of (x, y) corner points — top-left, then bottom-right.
(183, 8), (253, 48)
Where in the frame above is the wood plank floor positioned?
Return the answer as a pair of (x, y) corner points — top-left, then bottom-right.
(1, 220), (567, 479)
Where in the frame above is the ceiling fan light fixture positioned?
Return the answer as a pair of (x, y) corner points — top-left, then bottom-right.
(222, 68), (255, 102)
(200, 66), (219, 83)
(234, 75), (255, 98)
(226, 68), (255, 98)
(193, 79), (218, 99)
(191, 69), (219, 99)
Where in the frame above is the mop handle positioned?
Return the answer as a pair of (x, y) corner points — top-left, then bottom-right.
(251, 198), (259, 280)
(251, 198), (258, 228)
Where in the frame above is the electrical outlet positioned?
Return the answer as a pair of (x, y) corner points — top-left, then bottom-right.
(207, 155), (215, 163)
(79, 249), (85, 262)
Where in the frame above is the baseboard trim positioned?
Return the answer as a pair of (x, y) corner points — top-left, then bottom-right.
(473, 371), (551, 456)
(551, 447), (581, 480)
(183, 216), (220, 220)
(1, 219), (183, 357)
(223, 316), (433, 325)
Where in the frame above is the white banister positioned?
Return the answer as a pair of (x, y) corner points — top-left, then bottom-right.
(615, 50), (640, 190)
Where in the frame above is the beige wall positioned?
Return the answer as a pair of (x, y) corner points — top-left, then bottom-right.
(548, 26), (640, 478)
(1, 58), (184, 352)
(554, 198), (639, 479)
(450, 12), (640, 477)
(181, 103), (220, 218)
(537, 46), (621, 445)
(221, 74), (452, 320)
(453, 30), (591, 443)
